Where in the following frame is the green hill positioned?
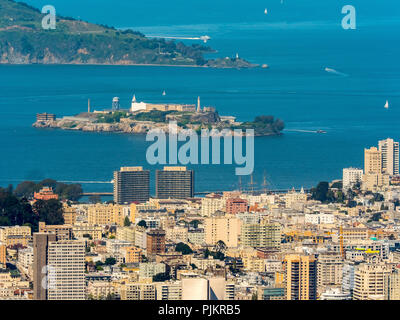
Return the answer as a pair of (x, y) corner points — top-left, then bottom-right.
(0, 0), (257, 67)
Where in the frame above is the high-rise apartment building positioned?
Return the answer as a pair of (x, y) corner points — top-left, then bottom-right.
(33, 233), (56, 300)
(364, 147), (382, 174)
(363, 147), (390, 191)
(342, 261), (361, 297)
(47, 240), (86, 300)
(156, 166), (194, 199)
(317, 253), (343, 295)
(33, 234), (85, 300)
(353, 260), (392, 300)
(378, 138), (399, 176)
(283, 254), (317, 300)
(113, 167), (150, 204)
(241, 221), (281, 249)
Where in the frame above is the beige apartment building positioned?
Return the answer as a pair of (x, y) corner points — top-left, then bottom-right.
(284, 190), (307, 209)
(242, 256), (266, 272)
(332, 227), (369, 243)
(204, 214), (241, 248)
(87, 281), (117, 300)
(39, 222), (72, 240)
(88, 203), (128, 226)
(363, 147), (390, 191)
(63, 204), (77, 225)
(155, 281), (182, 300)
(116, 226), (136, 243)
(353, 261), (392, 300)
(123, 246), (142, 264)
(241, 220), (281, 249)
(386, 266), (400, 300)
(317, 252), (343, 295)
(0, 226), (31, 243)
(72, 222), (103, 240)
(201, 196), (225, 217)
(120, 282), (156, 300)
(283, 254), (317, 300)
(166, 227), (188, 243)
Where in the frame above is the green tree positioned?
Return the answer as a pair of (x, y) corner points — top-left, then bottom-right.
(14, 181), (36, 198)
(124, 216), (131, 227)
(105, 257), (116, 265)
(311, 182), (330, 202)
(0, 188), (37, 227)
(137, 220), (147, 228)
(153, 273), (170, 282)
(175, 242), (193, 255)
(33, 199), (64, 225)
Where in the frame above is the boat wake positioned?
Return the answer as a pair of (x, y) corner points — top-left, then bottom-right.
(285, 129), (327, 134)
(324, 67), (348, 77)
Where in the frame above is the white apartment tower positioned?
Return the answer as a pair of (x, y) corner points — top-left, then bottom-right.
(378, 138), (399, 176)
(342, 168), (363, 191)
(47, 240), (86, 300)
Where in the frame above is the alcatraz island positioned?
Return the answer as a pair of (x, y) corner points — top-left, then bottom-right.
(33, 96), (285, 137)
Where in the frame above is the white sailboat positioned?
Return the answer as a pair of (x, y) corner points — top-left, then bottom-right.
(384, 100), (389, 109)
(162, 90), (166, 96)
(264, 8), (268, 15)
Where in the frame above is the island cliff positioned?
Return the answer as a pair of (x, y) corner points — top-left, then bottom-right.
(33, 109), (285, 137)
(0, 0), (258, 68)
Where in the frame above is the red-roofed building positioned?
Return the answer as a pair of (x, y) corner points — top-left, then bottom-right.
(226, 198), (248, 214)
(34, 187), (58, 201)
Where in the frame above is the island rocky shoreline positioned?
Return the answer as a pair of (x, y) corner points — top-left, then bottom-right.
(33, 110), (284, 137)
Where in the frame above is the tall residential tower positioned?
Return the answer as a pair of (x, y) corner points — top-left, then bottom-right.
(156, 166), (194, 199)
(113, 167), (150, 204)
(378, 138), (399, 176)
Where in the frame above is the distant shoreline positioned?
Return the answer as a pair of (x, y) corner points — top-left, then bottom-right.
(0, 62), (259, 69)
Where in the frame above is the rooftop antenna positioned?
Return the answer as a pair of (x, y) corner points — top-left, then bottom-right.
(238, 176), (242, 192)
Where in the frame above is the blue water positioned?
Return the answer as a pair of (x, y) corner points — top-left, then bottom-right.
(1, 0), (399, 194)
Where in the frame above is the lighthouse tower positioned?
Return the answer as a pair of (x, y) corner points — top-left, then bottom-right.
(197, 96), (201, 113)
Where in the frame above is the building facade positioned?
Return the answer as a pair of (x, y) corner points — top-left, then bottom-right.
(113, 167), (150, 204)
(156, 167), (194, 199)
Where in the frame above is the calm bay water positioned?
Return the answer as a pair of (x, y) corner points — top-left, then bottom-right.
(0, 0), (399, 194)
